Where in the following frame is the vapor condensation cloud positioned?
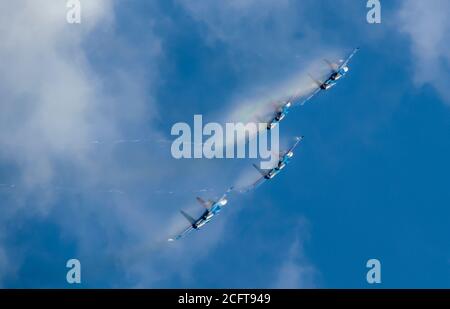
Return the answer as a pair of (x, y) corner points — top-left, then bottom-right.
(274, 219), (316, 288)
(0, 0), (334, 287)
(0, 0), (183, 286)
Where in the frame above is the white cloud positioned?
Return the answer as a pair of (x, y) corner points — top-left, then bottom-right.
(0, 0), (116, 189)
(177, 0), (331, 73)
(397, 0), (450, 104)
(0, 1), (240, 287)
(274, 219), (316, 288)
(0, 1), (328, 287)
(0, 0), (170, 285)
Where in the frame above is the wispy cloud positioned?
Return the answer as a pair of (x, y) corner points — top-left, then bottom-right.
(0, 0), (116, 190)
(397, 0), (450, 104)
(0, 0), (249, 287)
(273, 219), (317, 288)
(0, 0), (171, 285)
(0, 1), (335, 287)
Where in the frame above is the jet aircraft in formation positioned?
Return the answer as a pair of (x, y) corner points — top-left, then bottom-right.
(265, 47), (359, 129)
(168, 187), (233, 241)
(302, 47), (360, 104)
(169, 48), (359, 241)
(249, 136), (304, 189)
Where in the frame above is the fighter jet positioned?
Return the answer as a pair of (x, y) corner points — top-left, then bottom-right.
(302, 47), (360, 104)
(266, 100), (293, 130)
(245, 136), (304, 191)
(168, 187), (233, 241)
(265, 92), (305, 130)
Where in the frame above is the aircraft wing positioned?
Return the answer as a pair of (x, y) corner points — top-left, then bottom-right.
(288, 136), (303, 152)
(324, 59), (340, 72)
(218, 186), (234, 201)
(299, 88), (320, 106)
(239, 176), (266, 193)
(252, 163), (269, 177)
(280, 136), (303, 157)
(339, 47), (360, 69)
(168, 225), (195, 242)
(196, 197), (213, 209)
(288, 92), (306, 105)
(270, 99), (285, 110)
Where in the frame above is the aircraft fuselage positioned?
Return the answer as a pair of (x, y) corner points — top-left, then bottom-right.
(267, 102), (292, 130)
(322, 67), (348, 90)
(264, 152), (294, 179)
(193, 203), (222, 229)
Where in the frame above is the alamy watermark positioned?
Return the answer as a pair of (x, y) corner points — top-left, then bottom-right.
(66, 0), (81, 24)
(366, 0), (381, 24)
(66, 258), (81, 284)
(366, 258), (382, 284)
(171, 115), (279, 169)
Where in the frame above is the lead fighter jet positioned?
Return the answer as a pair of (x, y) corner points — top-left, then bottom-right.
(168, 187), (233, 241)
(264, 48), (359, 129)
(302, 47), (360, 104)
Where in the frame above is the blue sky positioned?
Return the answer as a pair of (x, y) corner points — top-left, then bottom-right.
(0, 0), (449, 288)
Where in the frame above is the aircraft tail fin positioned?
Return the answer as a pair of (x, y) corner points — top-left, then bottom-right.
(308, 73), (323, 88)
(196, 197), (211, 209)
(323, 59), (339, 71)
(218, 187), (234, 201)
(252, 163), (267, 177)
(255, 115), (267, 125)
(180, 210), (196, 225)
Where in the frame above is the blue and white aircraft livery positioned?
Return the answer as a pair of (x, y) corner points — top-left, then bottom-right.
(266, 100), (293, 130)
(168, 48), (357, 241)
(249, 136), (304, 189)
(303, 47), (360, 104)
(168, 187), (234, 241)
(265, 48), (359, 130)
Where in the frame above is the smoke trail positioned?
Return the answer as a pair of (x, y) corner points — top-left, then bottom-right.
(0, 182), (217, 196)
